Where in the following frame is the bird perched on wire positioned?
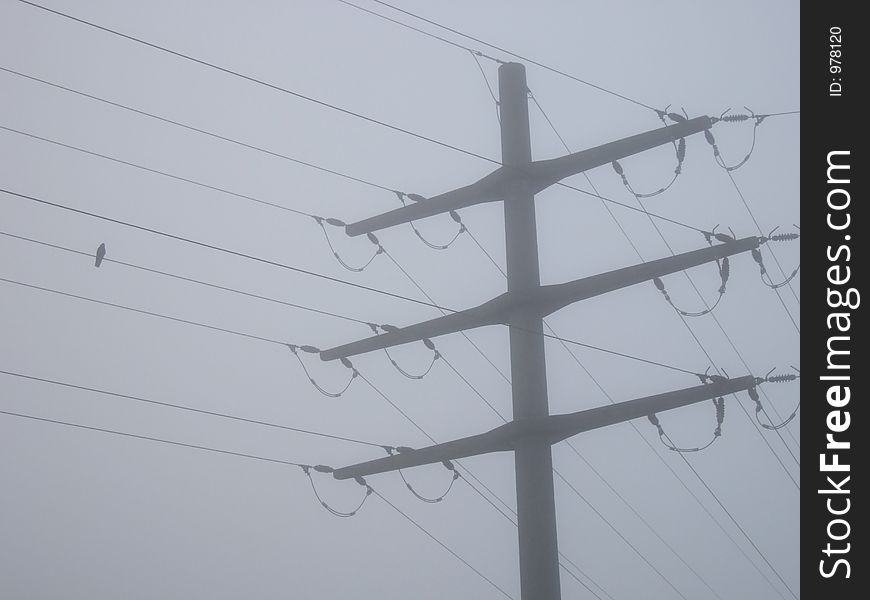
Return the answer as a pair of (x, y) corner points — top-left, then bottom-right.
(94, 243), (106, 268)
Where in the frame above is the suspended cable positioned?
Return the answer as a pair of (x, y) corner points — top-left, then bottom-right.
(286, 344), (360, 398)
(553, 469), (691, 600)
(368, 323), (441, 380)
(333, 0), (504, 64)
(666, 439), (799, 600)
(364, 0), (658, 111)
(0, 260), (596, 594)
(0, 408), (513, 597)
(0, 224), (702, 382)
(394, 191), (467, 251)
(0, 186), (448, 311)
(383, 447), (461, 504)
(524, 92), (800, 592)
(701, 127), (801, 310)
(0, 368), (389, 448)
(648, 396), (725, 453)
(0, 30), (713, 235)
(314, 215), (384, 272)
(301, 464), (373, 517)
(613, 171), (801, 484)
(13, 0), (497, 163)
(651, 255), (729, 318)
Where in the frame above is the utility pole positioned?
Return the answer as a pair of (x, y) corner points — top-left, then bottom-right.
(499, 62), (560, 600)
(320, 62), (768, 599)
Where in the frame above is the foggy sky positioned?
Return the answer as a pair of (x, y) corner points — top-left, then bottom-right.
(0, 1), (800, 598)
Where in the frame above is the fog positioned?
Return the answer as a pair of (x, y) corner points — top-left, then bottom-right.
(1, 1), (799, 598)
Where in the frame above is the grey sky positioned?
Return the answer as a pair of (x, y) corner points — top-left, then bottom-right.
(1, 1), (799, 598)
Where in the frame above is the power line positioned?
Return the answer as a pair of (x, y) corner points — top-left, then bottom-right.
(665, 434), (799, 600)
(528, 89), (800, 486)
(0, 65), (711, 238)
(552, 469), (690, 600)
(6, 3), (798, 595)
(0, 203), (702, 377)
(0, 111), (708, 341)
(0, 266), (606, 595)
(0, 407), (514, 599)
(0, 368), (389, 449)
(1, 91), (804, 592)
(370, 487), (515, 599)
(0, 229), (640, 598)
(4, 8), (712, 235)
(0, 185), (445, 311)
(626, 188), (800, 487)
(371, 206), (724, 598)
(538, 319), (788, 599)
(333, 0), (503, 64)
(0, 65), (395, 194)
(441, 341), (700, 599)
(380, 248), (513, 385)
(523, 91), (797, 595)
(723, 170), (800, 332)
(358, 0), (801, 126)
(5, 229), (703, 598)
(550, 310), (794, 598)
(0, 230), (373, 326)
(0, 124), (317, 219)
(361, 0), (658, 111)
(14, 0), (496, 164)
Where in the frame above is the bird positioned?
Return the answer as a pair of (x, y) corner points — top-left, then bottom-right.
(94, 243), (106, 268)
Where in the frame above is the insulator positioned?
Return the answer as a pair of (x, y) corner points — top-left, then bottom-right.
(611, 160), (624, 176)
(721, 113), (750, 122)
(407, 193), (426, 202)
(653, 277), (665, 292)
(325, 217), (345, 227)
(668, 112), (687, 122)
(720, 257), (730, 283)
(354, 476), (367, 486)
(676, 138), (686, 163)
(423, 338), (436, 350)
(768, 373), (798, 383)
(713, 232), (734, 243)
(339, 357), (354, 370)
(704, 129), (715, 145)
(751, 248), (763, 264)
(380, 324), (400, 333)
(299, 345), (320, 354)
(715, 398), (725, 424)
(647, 414), (660, 426)
(366, 232), (380, 245)
(396, 446), (414, 453)
(313, 465), (334, 473)
(748, 387), (760, 402)
(449, 210), (462, 223)
(442, 460), (455, 471)
(771, 232), (800, 242)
